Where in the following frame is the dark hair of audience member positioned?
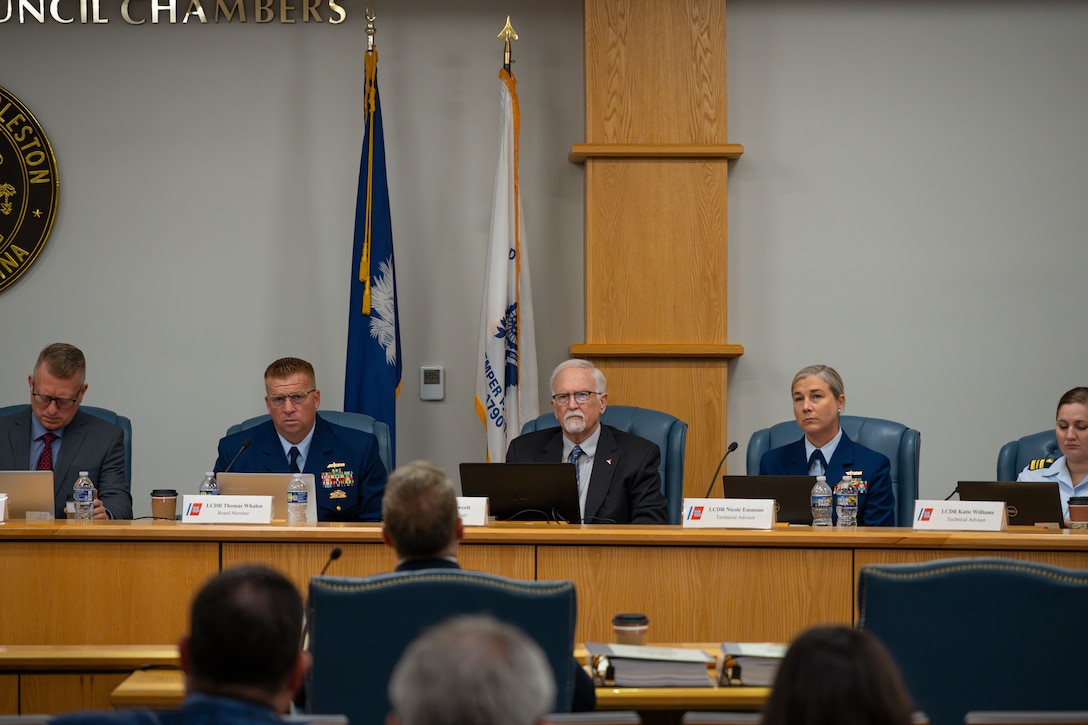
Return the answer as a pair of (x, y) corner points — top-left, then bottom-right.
(186, 565), (303, 698)
(760, 626), (914, 725)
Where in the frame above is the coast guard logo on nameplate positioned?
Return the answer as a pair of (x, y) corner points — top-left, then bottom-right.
(0, 85), (59, 295)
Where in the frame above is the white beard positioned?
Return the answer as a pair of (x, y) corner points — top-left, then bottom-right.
(562, 412), (586, 435)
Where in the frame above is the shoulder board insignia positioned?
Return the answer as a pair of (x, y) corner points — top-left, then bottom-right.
(1028, 457), (1055, 471)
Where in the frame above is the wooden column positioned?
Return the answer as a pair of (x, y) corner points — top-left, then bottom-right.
(574, 0), (743, 497)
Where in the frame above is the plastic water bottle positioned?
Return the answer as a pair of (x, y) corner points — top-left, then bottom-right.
(73, 471), (95, 521)
(287, 474), (308, 523)
(835, 474), (858, 528)
(198, 472), (219, 495)
(810, 475), (833, 527)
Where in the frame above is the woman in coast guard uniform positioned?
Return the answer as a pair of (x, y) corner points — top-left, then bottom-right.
(1017, 386), (1088, 524)
(758, 364), (895, 526)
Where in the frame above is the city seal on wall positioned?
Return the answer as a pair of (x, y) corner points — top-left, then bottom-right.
(0, 84), (59, 295)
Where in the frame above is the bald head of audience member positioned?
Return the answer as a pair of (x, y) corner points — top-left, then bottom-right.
(381, 460), (462, 561)
(388, 614), (556, 725)
(181, 565), (310, 714)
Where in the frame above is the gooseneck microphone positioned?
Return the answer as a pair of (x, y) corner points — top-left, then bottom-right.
(222, 438), (252, 473)
(319, 546), (343, 576)
(703, 441), (739, 498)
(301, 546), (344, 651)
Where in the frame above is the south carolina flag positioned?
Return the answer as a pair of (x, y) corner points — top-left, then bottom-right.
(345, 47), (401, 460)
(474, 68), (539, 462)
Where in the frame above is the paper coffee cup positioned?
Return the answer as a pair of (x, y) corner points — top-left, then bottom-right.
(612, 613), (649, 646)
(1068, 496), (1088, 529)
(151, 489), (179, 520)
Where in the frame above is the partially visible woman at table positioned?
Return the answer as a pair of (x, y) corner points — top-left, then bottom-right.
(761, 626), (914, 725)
(1017, 386), (1088, 523)
(759, 364), (895, 526)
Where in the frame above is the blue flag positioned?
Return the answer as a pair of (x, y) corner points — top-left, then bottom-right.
(345, 49), (400, 462)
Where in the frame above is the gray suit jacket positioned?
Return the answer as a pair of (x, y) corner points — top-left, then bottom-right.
(0, 407), (131, 519)
(505, 423), (667, 524)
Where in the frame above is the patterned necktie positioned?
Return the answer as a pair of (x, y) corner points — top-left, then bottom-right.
(808, 449), (826, 476)
(36, 432), (58, 471)
(568, 445), (584, 486)
(288, 446), (301, 474)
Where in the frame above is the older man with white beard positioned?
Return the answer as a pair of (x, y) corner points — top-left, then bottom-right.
(504, 359), (667, 524)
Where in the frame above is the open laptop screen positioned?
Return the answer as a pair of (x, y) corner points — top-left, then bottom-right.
(958, 480), (1065, 528)
(459, 463), (581, 524)
(721, 475), (817, 525)
(215, 472), (317, 521)
(0, 470), (55, 519)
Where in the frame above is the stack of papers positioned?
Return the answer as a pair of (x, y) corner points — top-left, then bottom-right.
(584, 643), (715, 687)
(717, 642), (788, 686)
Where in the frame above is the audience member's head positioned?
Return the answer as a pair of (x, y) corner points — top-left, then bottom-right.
(181, 565), (309, 713)
(388, 614), (555, 725)
(382, 460), (461, 560)
(760, 626), (914, 725)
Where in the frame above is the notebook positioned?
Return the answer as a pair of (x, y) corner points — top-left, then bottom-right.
(214, 472), (317, 522)
(720, 475), (818, 525)
(0, 470), (56, 519)
(458, 463), (581, 524)
(957, 480), (1066, 528)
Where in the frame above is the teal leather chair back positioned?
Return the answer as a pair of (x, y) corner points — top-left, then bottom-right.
(745, 415), (920, 526)
(997, 429), (1059, 481)
(519, 405), (688, 524)
(307, 570), (578, 725)
(858, 558), (1088, 725)
(0, 404), (133, 483)
(226, 410), (392, 475)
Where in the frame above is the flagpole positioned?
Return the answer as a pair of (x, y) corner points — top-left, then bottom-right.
(365, 1), (376, 51)
(498, 15), (517, 73)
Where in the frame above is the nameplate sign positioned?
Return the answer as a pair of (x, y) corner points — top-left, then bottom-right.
(912, 499), (1007, 531)
(682, 498), (776, 530)
(180, 495), (273, 524)
(456, 497), (489, 526)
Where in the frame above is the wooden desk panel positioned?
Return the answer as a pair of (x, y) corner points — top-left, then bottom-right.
(0, 540), (219, 645)
(0, 676), (16, 715)
(22, 673), (130, 715)
(538, 545), (853, 643)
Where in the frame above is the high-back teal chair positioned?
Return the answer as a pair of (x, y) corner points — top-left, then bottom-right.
(858, 558), (1088, 725)
(996, 429), (1059, 481)
(226, 410), (392, 475)
(0, 404), (133, 483)
(306, 570), (578, 725)
(745, 415), (919, 526)
(519, 405), (688, 524)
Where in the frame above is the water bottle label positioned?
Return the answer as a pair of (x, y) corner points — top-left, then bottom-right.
(287, 491), (308, 505)
(74, 488), (94, 503)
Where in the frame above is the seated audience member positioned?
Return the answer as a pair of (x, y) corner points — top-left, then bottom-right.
(381, 460), (596, 710)
(505, 359), (667, 524)
(0, 342), (131, 519)
(388, 614), (555, 725)
(1017, 386), (1088, 523)
(759, 364), (895, 526)
(761, 625), (914, 725)
(214, 357), (387, 521)
(52, 565), (309, 725)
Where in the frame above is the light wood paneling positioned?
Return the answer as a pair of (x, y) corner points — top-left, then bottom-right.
(584, 0), (727, 144)
(21, 673), (129, 714)
(0, 676), (16, 715)
(537, 545), (853, 644)
(459, 544), (536, 579)
(222, 542), (395, 596)
(0, 542), (218, 645)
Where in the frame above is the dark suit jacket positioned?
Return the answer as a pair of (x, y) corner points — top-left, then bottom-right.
(214, 417), (386, 522)
(51, 693), (282, 725)
(393, 557), (596, 712)
(0, 407), (131, 519)
(758, 430), (895, 526)
(505, 424), (667, 524)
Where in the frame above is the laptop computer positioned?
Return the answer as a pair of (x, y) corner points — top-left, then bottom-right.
(0, 470), (56, 519)
(458, 463), (581, 524)
(215, 472), (317, 522)
(721, 475), (818, 525)
(958, 480), (1066, 528)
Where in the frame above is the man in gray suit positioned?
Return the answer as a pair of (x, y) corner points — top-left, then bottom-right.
(0, 343), (131, 519)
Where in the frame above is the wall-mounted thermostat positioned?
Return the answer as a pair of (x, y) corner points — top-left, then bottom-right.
(420, 365), (444, 401)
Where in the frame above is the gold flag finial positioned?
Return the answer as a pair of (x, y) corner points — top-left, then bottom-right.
(498, 15), (518, 70)
(366, 0), (376, 52)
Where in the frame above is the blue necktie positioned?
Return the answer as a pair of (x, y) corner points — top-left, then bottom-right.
(569, 445), (584, 486)
(288, 446), (301, 474)
(808, 449), (826, 476)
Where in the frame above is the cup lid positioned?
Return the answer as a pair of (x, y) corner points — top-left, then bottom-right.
(612, 613), (649, 626)
(151, 489), (179, 497)
(1069, 497), (1088, 505)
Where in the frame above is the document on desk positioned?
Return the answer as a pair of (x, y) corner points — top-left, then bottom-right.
(717, 642), (787, 687)
(585, 642), (714, 687)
